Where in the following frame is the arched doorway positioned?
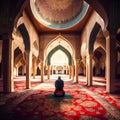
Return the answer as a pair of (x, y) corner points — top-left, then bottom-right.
(44, 35), (75, 79)
(51, 49), (69, 75)
(93, 47), (106, 77)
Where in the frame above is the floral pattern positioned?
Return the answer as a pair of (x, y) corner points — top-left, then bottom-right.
(15, 85), (106, 120)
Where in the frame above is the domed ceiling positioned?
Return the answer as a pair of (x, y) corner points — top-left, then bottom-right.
(30, 0), (89, 30)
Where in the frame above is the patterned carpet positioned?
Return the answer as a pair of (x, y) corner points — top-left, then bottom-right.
(0, 76), (120, 120)
(0, 76), (42, 92)
(79, 76), (120, 110)
(14, 80), (41, 91)
(13, 84), (107, 120)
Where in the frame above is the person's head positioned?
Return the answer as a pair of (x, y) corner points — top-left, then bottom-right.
(58, 76), (61, 80)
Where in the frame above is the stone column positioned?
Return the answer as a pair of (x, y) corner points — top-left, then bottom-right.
(106, 33), (116, 93)
(16, 67), (18, 76)
(69, 65), (71, 79)
(75, 59), (79, 83)
(26, 51), (32, 89)
(71, 63), (74, 80)
(41, 60), (44, 82)
(86, 53), (93, 86)
(11, 40), (14, 92)
(51, 65), (53, 75)
(52, 65), (54, 75)
(66, 66), (68, 75)
(2, 34), (13, 93)
(48, 64), (50, 79)
(33, 57), (36, 79)
(65, 66), (66, 74)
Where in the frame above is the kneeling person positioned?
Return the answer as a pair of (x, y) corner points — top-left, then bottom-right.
(54, 76), (65, 97)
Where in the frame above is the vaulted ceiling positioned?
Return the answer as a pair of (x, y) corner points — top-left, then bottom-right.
(25, 0), (93, 33)
(0, 0), (120, 35)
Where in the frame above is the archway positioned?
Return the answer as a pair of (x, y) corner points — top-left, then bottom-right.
(89, 22), (101, 53)
(47, 45), (72, 65)
(47, 45), (71, 75)
(16, 23), (31, 90)
(44, 35), (75, 79)
(14, 47), (25, 76)
(18, 23), (30, 51)
(93, 47), (106, 77)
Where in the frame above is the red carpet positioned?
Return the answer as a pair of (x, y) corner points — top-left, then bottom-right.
(86, 86), (120, 110)
(0, 78), (41, 105)
(0, 76), (120, 119)
(14, 80), (41, 91)
(79, 76), (120, 110)
(0, 77), (41, 92)
(12, 83), (108, 120)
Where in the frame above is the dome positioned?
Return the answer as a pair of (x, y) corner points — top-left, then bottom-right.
(30, 0), (89, 30)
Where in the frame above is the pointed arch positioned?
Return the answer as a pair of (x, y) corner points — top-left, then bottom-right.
(18, 23), (30, 51)
(85, 0), (108, 27)
(44, 34), (75, 65)
(89, 22), (101, 53)
(47, 45), (72, 65)
(93, 46), (106, 76)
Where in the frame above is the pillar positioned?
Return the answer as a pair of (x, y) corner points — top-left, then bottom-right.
(41, 60), (44, 82)
(51, 65), (53, 75)
(71, 63), (74, 80)
(33, 57), (36, 79)
(65, 66), (66, 74)
(106, 33), (117, 93)
(52, 65), (54, 75)
(2, 33), (13, 93)
(75, 59), (79, 83)
(48, 64), (50, 79)
(69, 65), (71, 79)
(26, 51), (32, 89)
(66, 66), (68, 75)
(11, 40), (14, 92)
(86, 53), (93, 86)
(16, 67), (18, 76)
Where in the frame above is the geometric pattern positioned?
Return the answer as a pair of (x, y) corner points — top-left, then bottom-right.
(14, 84), (108, 120)
(0, 78), (120, 120)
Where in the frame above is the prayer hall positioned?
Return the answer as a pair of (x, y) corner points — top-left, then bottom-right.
(0, 0), (120, 119)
